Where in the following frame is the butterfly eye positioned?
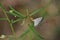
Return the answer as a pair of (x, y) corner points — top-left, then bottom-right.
(33, 17), (43, 27)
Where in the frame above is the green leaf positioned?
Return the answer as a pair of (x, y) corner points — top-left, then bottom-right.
(0, 18), (7, 20)
(29, 22), (44, 40)
(29, 0), (51, 17)
(9, 5), (25, 18)
(9, 10), (23, 18)
(29, 6), (47, 17)
(40, 10), (47, 17)
(18, 29), (30, 40)
(29, 8), (41, 16)
(29, 7), (47, 17)
(9, 37), (13, 40)
(9, 35), (14, 40)
(0, 3), (6, 11)
(11, 18), (23, 24)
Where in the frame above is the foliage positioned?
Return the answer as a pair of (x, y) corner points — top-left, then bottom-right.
(0, 1), (51, 40)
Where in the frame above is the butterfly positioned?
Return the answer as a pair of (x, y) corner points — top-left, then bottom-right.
(33, 17), (43, 27)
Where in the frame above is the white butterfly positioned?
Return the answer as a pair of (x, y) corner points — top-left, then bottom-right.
(33, 17), (43, 27)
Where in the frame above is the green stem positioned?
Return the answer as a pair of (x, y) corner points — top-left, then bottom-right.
(2, 8), (16, 39)
(29, 29), (33, 40)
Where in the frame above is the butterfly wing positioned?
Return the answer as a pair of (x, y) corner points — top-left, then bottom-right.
(33, 17), (43, 27)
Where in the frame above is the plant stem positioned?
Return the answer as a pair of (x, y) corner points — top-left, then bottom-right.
(2, 9), (16, 39)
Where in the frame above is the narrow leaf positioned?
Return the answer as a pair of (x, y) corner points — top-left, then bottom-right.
(11, 18), (23, 24)
(9, 35), (14, 40)
(29, 0), (51, 16)
(9, 5), (25, 18)
(0, 3), (6, 11)
(18, 29), (30, 40)
(29, 8), (41, 16)
(29, 22), (44, 40)
(40, 10), (47, 17)
(9, 10), (22, 18)
(0, 18), (7, 20)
